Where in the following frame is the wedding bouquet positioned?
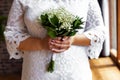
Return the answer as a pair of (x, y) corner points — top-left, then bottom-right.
(38, 7), (84, 72)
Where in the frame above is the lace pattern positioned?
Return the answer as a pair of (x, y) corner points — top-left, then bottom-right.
(84, 0), (105, 59)
(4, 0), (30, 59)
(4, 0), (105, 59)
(4, 0), (105, 80)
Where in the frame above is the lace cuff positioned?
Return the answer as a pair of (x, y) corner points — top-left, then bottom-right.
(84, 27), (105, 59)
(83, 0), (106, 59)
(4, 26), (30, 59)
(4, 0), (30, 59)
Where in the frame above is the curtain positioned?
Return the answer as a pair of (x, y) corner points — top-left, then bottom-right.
(98, 0), (110, 56)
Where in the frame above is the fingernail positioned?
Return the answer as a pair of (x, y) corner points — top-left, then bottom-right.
(52, 48), (55, 51)
(52, 40), (55, 42)
(50, 42), (53, 45)
(62, 38), (65, 41)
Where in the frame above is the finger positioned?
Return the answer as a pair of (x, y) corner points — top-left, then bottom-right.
(55, 40), (70, 44)
(50, 38), (62, 44)
(50, 41), (70, 49)
(51, 38), (70, 44)
(51, 48), (66, 53)
(51, 36), (69, 42)
(54, 37), (62, 40)
(62, 36), (69, 41)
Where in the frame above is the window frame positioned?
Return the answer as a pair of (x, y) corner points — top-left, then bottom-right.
(117, 0), (120, 61)
(109, 0), (120, 68)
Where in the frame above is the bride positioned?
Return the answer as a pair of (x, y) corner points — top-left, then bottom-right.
(4, 0), (105, 80)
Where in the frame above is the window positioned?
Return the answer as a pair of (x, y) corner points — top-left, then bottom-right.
(117, 0), (120, 62)
(109, 0), (120, 67)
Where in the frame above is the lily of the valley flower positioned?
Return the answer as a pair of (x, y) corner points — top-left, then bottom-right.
(38, 7), (84, 73)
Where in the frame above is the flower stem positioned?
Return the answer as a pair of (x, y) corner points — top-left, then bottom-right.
(47, 58), (55, 73)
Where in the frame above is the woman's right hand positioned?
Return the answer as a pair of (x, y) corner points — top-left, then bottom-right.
(48, 37), (73, 53)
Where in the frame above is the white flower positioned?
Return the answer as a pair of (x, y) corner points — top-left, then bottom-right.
(38, 7), (84, 73)
(41, 7), (76, 31)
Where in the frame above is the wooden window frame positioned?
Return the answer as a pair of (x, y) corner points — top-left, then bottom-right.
(109, 0), (120, 68)
(117, 0), (120, 64)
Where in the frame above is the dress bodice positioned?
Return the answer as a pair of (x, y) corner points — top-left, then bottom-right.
(23, 0), (88, 38)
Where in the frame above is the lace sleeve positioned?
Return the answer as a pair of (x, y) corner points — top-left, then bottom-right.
(4, 0), (30, 59)
(84, 0), (106, 59)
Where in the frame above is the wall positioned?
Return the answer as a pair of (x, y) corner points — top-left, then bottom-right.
(0, 0), (22, 75)
(0, 0), (13, 16)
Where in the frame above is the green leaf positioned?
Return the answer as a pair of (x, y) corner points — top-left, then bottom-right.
(57, 29), (66, 36)
(47, 30), (56, 38)
(45, 26), (57, 38)
(49, 15), (59, 27)
(77, 26), (83, 29)
(58, 22), (63, 27)
(63, 31), (70, 36)
(0, 16), (7, 41)
(72, 18), (84, 29)
(40, 14), (50, 26)
(73, 19), (80, 28)
(47, 59), (55, 73)
(41, 14), (47, 22)
(0, 16), (7, 24)
(68, 30), (77, 36)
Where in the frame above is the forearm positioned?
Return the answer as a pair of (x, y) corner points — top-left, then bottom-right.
(17, 37), (48, 51)
(72, 34), (91, 46)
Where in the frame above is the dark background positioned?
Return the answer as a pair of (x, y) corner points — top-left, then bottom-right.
(0, 0), (22, 75)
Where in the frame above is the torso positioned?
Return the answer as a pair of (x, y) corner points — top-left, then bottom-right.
(21, 0), (92, 80)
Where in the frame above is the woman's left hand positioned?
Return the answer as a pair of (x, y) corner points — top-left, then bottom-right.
(49, 36), (74, 53)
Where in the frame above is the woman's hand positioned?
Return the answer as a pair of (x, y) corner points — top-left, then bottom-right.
(49, 36), (74, 53)
(18, 34), (90, 51)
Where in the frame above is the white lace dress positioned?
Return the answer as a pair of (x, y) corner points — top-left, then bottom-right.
(4, 0), (105, 80)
